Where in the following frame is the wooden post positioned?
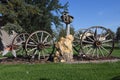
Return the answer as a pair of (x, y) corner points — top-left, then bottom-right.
(66, 24), (70, 36)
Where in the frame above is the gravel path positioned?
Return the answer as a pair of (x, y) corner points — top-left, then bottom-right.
(67, 59), (120, 64)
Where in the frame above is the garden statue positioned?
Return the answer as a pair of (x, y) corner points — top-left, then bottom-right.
(53, 12), (74, 62)
(0, 30), (17, 57)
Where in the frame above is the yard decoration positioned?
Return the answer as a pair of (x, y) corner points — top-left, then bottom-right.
(54, 35), (74, 62)
(0, 11), (115, 62)
(73, 26), (114, 58)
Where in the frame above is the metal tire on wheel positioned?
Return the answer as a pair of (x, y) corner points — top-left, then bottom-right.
(25, 30), (54, 61)
(80, 26), (114, 58)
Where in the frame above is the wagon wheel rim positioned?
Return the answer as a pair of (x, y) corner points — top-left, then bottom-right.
(12, 33), (29, 56)
(80, 26), (114, 58)
(73, 29), (87, 54)
(25, 30), (54, 61)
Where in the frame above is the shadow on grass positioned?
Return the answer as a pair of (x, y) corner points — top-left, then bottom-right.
(111, 75), (120, 80)
(39, 78), (50, 80)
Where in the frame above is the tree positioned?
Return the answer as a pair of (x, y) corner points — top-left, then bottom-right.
(116, 27), (120, 41)
(25, 0), (68, 34)
(0, 0), (68, 34)
(0, 0), (40, 33)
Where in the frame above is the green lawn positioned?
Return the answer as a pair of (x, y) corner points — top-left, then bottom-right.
(0, 63), (120, 80)
(111, 48), (120, 57)
(0, 44), (120, 80)
(111, 42), (120, 57)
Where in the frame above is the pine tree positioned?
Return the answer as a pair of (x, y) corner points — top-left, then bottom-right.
(0, 0), (40, 33)
(0, 0), (68, 34)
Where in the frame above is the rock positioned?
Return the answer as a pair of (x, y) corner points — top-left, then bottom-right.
(54, 35), (74, 62)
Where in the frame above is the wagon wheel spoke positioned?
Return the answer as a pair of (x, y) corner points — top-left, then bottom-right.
(91, 48), (97, 57)
(41, 32), (43, 42)
(26, 41), (37, 49)
(94, 27), (97, 40)
(26, 43), (37, 47)
(86, 35), (94, 42)
(25, 38), (38, 55)
(25, 30), (54, 61)
(80, 26), (114, 58)
(91, 48), (96, 57)
(104, 33), (110, 38)
(31, 49), (38, 59)
(83, 44), (93, 49)
(98, 47), (105, 57)
(102, 39), (113, 43)
(99, 29), (105, 41)
(96, 48), (99, 58)
(86, 48), (93, 54)
(43, 35), (50, 43)
(73, 40), (80, 45)
(27, 47), (37, 53)
(73, 43), (80, 48)
(29, 37), (38, 45)
(100, 46), (109, 53)
(102, 44), (112, 47)
(35, 33), (40, 43)
(36, 46), (52, 60)
(72, 41), (80, 53)
(82, 40), (94, 44)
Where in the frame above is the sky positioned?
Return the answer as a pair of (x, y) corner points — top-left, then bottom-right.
(60, 0), (120, 32)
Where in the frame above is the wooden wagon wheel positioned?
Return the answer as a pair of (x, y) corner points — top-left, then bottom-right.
(25, 30), (54, 61)
(80, 26), (114, 58)
(12, 33), (29, 56)
(73, 29), (87, 54)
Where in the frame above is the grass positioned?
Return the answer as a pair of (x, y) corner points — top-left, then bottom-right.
(111, 42), (120, 57)
(0, 63), (120, 80)
(111, 48), (120, 57)
(0, 43), (120, 80)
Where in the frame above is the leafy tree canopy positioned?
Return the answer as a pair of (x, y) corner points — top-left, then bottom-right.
(0, 0), (68, 34)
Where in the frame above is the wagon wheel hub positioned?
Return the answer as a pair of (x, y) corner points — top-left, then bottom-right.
(94, 40), (102, 47)
(37, 43), (45, 50)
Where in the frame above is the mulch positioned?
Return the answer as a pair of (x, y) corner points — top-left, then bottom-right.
(0, 55), (120, 64)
